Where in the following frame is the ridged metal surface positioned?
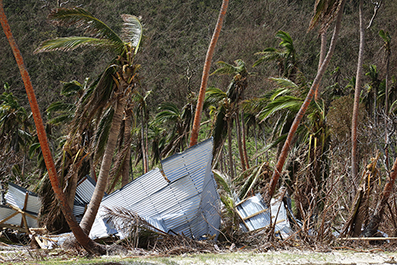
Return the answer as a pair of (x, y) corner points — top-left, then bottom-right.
(0, 205), (39, 228)
(236, 194), (292, 236)
(5, 183), (41, 215)
(1, 184), (40, 228)
(75, 176), (96, 205)
(90, 138), (221, 241)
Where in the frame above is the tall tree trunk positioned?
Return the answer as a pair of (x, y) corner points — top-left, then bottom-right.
(363, 156), (397, 237)
(351, 0), (364, 183)
(314, 30), (327, 101)
(121, 116), (132, 187)
(189, 0), (229, 147)
(384, 42), (391, 170)
(268, 0), (346, 199)
(141, 112), (148, 174)
(0, 0), (101, 254)
(235, 112), (246, 171)
(79, 95), (126, 234)
(241, 111), (250, 169)
(227, 118), (234, 178)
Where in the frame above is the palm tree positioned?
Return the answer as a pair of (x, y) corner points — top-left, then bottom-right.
(211, 59), (250, 171)
(0, 1), (99, 254)
(154, 99), (194, 158)
(0, 83), (33, 180)
(254, 31), (298, 81)
(268, 0), (347, 199)
(190, 0), (229, 147)
(35, 7), (143, 234)
(134, 90), (151, 174)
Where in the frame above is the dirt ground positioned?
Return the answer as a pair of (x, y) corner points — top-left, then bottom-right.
(2, 248), (397, 264)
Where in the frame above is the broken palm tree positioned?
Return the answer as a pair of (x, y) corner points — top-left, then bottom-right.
(341, 152), (380, 237)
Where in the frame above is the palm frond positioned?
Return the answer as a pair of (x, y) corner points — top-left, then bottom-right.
(238, 161), (268, 200)
(34, 37), (119, 54)
(121, 14), (143, 54)
(94, 107), (114, 162)
(211, 61), (236, 76)
(205, 86), (227, 106)
(48, 7), (123, 44)
(257, 96), (303, 122)
(213, 169), (232, 195)
(60, 80), (84, 97)
(269, 77), (299, 91)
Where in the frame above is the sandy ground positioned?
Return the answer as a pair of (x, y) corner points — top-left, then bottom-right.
(2, 246), (397, 264)
(148, 250), (397, 265)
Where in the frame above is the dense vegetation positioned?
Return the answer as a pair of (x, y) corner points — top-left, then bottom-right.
(2, 0), (397, 249)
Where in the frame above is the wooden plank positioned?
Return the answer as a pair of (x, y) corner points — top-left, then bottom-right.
(235, 209), (250, 231)
(0, 211), (19, 225)
(243, 208), (270, 221)
(6, 204), (38, 220)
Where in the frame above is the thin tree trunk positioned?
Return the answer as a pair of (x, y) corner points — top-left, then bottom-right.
(351, 0), (364, 183)
(141, 111), (148, 174)
(189, 0), (229, 147)
(254, 121), (259, 165)
(363, 156), (397, 237)
(79, 95), (126, 234)
(384, 46), (390, 170)
(121, 116), (132, 186)
(0, 1), (101, 254)
(241, 111), (250, 169)
(314, 30), (327, 101)
(227, 118), (234, 178)
(236, 113), (246, 171)
(268, 0), (346, 199)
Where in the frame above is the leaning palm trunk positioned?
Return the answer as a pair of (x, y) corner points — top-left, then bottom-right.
(0, 1), (101, 254)
(268, 0), (346, 199)
(351, 0), (364, 182)
(190, 0), (229, 147)
(80, 94), (126, 234)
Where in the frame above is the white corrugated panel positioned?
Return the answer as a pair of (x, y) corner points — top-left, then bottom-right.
(236, 194), (292, 237)
(5, 183), (41, 215)
(0, 205), (39, 228)
(75, 176), (96, 204)
(90, 138), (221, 241)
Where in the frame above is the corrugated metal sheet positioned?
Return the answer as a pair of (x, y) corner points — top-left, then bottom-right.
(90, 138), (221, 241)
(75, 176), (96, 205)
(1, 184), (40, 229)
(5, 183), (41, 215)
(236, 194), (292, 237)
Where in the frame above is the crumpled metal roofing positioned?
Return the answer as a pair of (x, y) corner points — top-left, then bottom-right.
(90, 138), (221, 240)
(1, 183), (41, 229)
(236, 193), (292, 238)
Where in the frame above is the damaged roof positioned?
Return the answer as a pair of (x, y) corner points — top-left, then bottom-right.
(90, 138), (221, 240)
